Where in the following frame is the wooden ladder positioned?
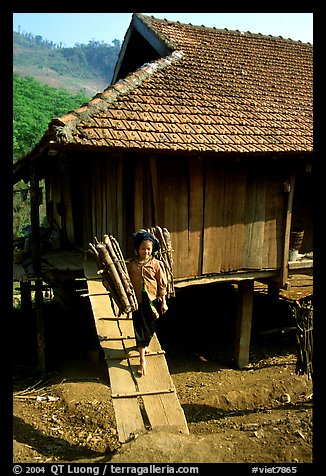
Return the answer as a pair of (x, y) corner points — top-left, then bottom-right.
(83, 260), (189, 443)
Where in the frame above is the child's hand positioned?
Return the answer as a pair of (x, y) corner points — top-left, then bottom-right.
(161, 301), (168, 314)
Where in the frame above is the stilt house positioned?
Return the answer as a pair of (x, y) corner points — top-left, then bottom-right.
(13, 13), (313, 368)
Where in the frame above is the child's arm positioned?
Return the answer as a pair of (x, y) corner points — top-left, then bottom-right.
(155, 260), (168, 314)
(160, 294), (168, 314)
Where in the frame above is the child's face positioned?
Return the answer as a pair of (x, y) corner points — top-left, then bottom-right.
(138, 240), (153, 260)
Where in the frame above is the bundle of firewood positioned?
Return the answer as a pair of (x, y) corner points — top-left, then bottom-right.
(89, 234), (138, 316)
(147, 226), (175, 299)
(290, 296), (313, 378)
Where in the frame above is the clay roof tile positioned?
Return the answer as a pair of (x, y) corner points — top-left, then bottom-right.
(48, 13), (312, 154)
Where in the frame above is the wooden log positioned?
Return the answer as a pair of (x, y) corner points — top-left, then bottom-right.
(104, 234), (138, 311)
(163, 227), (175, 297)
(96, 268), (120, 303)
(90, 242), (124, 312)
(95, 242), (131, 314)
(163, 228), (173, 263)
(88, 242), (121, 308)
(109, 235), (138, 311)
(151, 226), (175, 298)
(88, 242), (102, 269)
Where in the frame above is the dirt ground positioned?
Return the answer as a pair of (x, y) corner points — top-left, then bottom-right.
(12, 277), (314, 465)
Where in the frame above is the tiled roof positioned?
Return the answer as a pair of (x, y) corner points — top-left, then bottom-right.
(49, 13), (313, 154)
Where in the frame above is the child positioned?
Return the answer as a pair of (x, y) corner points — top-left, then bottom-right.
(126, 230), (168, 376)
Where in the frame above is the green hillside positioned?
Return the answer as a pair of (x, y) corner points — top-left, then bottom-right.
(13, 31), (121, 96)
(13, 30), (121, 235)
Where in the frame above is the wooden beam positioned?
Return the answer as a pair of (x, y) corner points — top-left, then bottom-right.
(234, 280), (254, 369)
(174, 270), (278, 288)
(111, 21), (134, 84)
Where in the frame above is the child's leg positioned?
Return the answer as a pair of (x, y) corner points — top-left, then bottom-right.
(138, 346), (147, 375)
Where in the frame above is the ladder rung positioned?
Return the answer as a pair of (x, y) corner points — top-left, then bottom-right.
(106, 350), (165, 360)
(112, 387), (175, 399)
(99, 335), (134, 341)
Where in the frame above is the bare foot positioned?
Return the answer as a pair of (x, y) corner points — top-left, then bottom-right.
(138, 347), (147, 376)
(137, 363), (146, 376)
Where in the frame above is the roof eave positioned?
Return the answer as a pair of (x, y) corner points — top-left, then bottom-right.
(133, 13), (173, 55)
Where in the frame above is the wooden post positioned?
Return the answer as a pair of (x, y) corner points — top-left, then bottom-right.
(268, 284), (280, 300)
(30, 163), (46, 374)
(20, 281), (32, 314)
(234, 280), (254, 369)
(280, 169), (295, 286)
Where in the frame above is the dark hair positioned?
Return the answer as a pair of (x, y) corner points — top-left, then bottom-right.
(132, 230), (160, 253)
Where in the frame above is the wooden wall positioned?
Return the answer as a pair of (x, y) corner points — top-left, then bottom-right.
(46, 151), (289, 280)
(130, 154), (288, 279)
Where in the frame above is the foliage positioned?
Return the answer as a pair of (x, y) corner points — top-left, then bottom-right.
(13, 73), (90, 161)
(12, 29), (121, 236)
(13, 75), (90, 235)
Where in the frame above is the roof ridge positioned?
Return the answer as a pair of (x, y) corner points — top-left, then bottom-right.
(137, 13), (312, 46)
(50, 49), (185, 133)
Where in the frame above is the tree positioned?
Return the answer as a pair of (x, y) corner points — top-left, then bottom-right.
(13, 73), (89, 162)
(13, 74), (90, 235)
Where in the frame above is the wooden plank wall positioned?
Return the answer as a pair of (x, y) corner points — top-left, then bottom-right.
(243, 169), (267, 269)
(91, 157), (121, 243)
(47, 152), (288, 280)
(144, 155), (286, 279)
(157, 157), (190, 277)
(203, 161), (248, 273)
